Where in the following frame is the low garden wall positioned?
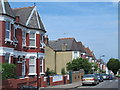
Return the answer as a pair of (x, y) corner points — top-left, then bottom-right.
(2, 75), (70, 89)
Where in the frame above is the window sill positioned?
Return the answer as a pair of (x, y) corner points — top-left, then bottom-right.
(29, 46), (37, 49)
(28, 73), (37, 75)
(22, 46), (29, 49)
(5, 39), (13, 43)
(17, 61), (22, 63)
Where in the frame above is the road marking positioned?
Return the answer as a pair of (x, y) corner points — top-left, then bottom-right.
(115, 80), (118, 82)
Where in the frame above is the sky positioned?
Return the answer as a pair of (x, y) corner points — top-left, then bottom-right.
(9, 1), (118, 63)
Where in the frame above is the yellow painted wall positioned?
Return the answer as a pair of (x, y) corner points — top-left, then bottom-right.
(45, 46), (55, 72)
(45, 46), (73, 74)
(56, 51), (72, 74)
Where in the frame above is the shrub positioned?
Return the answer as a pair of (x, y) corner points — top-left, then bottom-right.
(45, 68), (56, 76)
(61, 68), (66, 75)
(1, 63), (16, 80)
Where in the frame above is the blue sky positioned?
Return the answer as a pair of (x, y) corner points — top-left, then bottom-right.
(9, 2), (118, 62)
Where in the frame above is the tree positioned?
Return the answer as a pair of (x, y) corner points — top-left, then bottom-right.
(91, 62), (98, 72)
(107, 58), (120, 74)
(66, 58), (92, 74)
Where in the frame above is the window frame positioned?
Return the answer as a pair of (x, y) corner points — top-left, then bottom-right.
(29, 31), (36, 47)
(5, 21), (11, 40)
(22, 31), (26, 46)
(5, 53), (10, 64)
(29, 56), (36, 75)
(40, 34), (44, 43)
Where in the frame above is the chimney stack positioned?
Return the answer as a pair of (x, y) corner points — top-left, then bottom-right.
(44, 35), (49, 45)
(15, 16), (20, 23)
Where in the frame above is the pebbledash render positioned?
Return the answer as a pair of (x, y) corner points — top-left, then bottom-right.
(0, 0), (48, 78)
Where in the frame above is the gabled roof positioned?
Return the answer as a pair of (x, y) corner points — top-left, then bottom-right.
(0, 0), (46, 31)
(12, 6), (34, 25)
(76, 42), (86, 53)
(49, 38), (80, 51)
(92, 53), (96, 60)
(48, 38), (87, 52)
(12, 6), (45, 31)
(0, 0), (15, 17)
(85, 47), (93, 57)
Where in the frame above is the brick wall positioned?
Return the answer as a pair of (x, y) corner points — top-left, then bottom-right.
(2, 75), (70, 89)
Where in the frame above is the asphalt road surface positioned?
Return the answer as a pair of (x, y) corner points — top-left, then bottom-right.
(77, 79), (119, 88)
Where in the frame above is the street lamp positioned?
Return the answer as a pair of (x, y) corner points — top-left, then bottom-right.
(36, 52), (39, 90)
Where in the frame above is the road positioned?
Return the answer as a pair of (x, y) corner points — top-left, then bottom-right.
(77, 79), (119, 88)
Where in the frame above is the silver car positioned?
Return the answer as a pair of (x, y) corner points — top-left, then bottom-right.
(82, 74), (99, 85)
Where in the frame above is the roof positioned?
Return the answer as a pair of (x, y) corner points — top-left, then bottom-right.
(0, 0), (46, 31)
(97, 59), (104, 64)
(12, 6), (34, 25)
(0, 1), (15, 17)
(85, 47), (93, 57)
(92, 53), (96, 60)
(48, 38), (85, 52)
(76, 42), (86, 53)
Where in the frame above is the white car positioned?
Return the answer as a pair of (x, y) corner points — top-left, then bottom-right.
(82, 74), (99, 85)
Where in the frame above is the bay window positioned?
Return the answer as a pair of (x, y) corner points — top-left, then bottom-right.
(29, 31), (36, 46)
(29, 56), (36, 74)
(22, 31), (26, 46)
(5, 21), (11, 40)
(40, 34), (44, 43)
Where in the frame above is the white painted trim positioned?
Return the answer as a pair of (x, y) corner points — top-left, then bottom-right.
(28, 73), (37, 75)
(29, 31), (36, 47)
(0, 47), (45, 58)
(22, 31), (26, 46)
(0, 15), (14, 23)
(1, 0), (6, 14)
(26, 6), (36, 26)
(29, 56), (36, 74)
(35, 8), (41, 29)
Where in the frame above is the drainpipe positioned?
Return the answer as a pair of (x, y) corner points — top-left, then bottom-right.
(55, 51), (56, 73)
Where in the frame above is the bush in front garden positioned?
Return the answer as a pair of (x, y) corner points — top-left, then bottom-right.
(1, 63), (16, 80)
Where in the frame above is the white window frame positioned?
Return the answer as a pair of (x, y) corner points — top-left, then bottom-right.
(22, 60), (26, 77)
(40, 34), (44, 43)
(29, 31), (36, 47)
(5, 21), (11, 41)
(5, 53), (10, 64)
(29, 56), (37, 75)
(22, 31), (26, 46)
(74, 51), (79, 59)
(40, 58), (43, 73)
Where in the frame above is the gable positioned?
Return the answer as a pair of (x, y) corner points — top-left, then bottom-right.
(27, 10), (39, 29)
(26, 7), (45, 30)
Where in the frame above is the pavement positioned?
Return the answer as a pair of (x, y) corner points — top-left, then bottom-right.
(43, 81), (82, 89)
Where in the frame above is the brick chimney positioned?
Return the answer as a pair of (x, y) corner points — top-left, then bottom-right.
(15, 16), (20, 23)
(62, 43), (67, 51)
(44, 35), (49, 45)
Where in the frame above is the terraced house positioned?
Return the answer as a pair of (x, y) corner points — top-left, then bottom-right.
(0, 0), (48, 78)
(45, 38), (96, 74)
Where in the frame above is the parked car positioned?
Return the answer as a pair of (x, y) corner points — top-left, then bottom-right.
(107, 74), (113, 80)
(82, 74), (99, 85)
(102, 73), (109, 80)
(94, 73), (103, 82)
